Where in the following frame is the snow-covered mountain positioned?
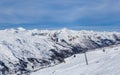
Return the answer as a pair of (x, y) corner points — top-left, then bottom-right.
(0, 28), (120, 75)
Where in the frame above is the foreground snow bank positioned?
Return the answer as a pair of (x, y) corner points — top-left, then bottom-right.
(31, 45), (120, 75)
(0, 28), (120, 74)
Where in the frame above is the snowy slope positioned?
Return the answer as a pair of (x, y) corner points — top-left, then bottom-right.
(0, 28), (120, 74)
(31, 45), (120, 75)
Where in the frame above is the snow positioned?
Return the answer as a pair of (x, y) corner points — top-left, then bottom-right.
(0, 28), (120, 74)
(31, 45), (120, 75)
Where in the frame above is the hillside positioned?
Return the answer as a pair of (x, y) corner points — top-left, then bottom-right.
(0, 28), (120, 75)
(31, 44), (120, 75)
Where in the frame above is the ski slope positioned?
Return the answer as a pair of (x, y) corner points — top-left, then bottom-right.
(31, 45), (120, 75)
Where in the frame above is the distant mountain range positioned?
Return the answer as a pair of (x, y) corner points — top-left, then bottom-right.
(0, 24), (120, 32)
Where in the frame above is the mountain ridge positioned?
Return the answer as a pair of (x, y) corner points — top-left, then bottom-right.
(0, 28), (120, 75)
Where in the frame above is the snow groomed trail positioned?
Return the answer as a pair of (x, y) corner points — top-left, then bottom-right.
(31, 45), (120, 75)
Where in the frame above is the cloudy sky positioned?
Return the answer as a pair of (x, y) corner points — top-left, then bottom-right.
(0, 0), (120, 30)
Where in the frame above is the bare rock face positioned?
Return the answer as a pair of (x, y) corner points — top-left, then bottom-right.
(0, 28), (120, 75)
